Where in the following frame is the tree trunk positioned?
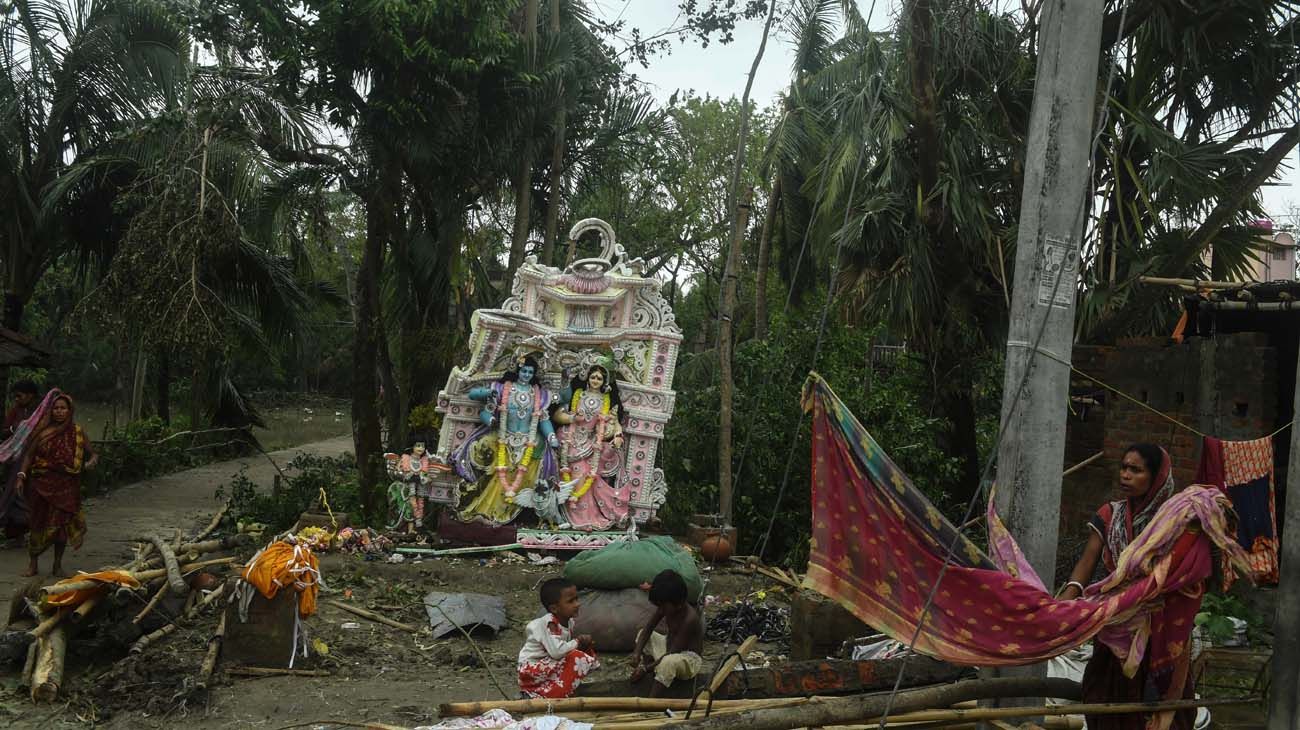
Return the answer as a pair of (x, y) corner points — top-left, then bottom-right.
(754, 177), (781, 341)
(378, 323), (403, 451)
(156, 349), (171, 425)
(718, 190), (754, 528)
(942, 377), (982, 509)
(540, 0), (567, 267)
(507, 143), (536, 282)
(506, 0), (542, 282)
(353, 159), (400, 521)
(130, 343), (148, 422)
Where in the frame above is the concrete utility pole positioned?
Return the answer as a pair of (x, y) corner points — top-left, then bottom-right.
(1268, 349), (1300, 729)
(986, 0), (1105, 689)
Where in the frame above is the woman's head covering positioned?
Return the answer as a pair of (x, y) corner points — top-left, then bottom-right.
(0, 388), (62, 463)
(1102, 445), (1176, 569)
(34, 393), (75, 448)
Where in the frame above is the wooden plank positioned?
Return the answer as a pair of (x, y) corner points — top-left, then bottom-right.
(715, 655), (972, 699)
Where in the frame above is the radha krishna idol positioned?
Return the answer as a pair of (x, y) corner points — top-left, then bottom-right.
(552, 364), (629, 531)
(453, 355), (559, 525)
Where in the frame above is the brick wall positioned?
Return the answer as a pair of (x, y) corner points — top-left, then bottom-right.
(1055, 334), (1279, 582)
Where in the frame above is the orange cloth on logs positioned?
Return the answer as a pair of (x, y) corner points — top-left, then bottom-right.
(44, 570), (141, 608)
(240, 540), (321, 617)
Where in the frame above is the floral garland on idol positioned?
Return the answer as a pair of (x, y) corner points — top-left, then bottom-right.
(559, 388), (612, 502)
(495, 381), (543, 499)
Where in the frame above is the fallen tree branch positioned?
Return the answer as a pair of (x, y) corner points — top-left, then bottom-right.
(325, 599), (419, 633)
(146, 534), (189, 596)
(42, 557), (239, 597)
(133, 580), (169, 624)
(194, 502), (231, 543)
(130, 584), (227, 654)
(30, 624), (66, 703)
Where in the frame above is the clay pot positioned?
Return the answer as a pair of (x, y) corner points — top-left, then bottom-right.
(188, 572), (219, 592)
(700, 534), (733, 563)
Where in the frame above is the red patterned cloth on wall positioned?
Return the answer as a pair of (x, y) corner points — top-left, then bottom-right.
(1194, 436), (1279, 588)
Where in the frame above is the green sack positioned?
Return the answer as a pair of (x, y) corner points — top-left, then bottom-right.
(563, 536), (703, 602)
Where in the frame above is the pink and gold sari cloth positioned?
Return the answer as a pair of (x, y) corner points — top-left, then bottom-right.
(800, 374), (1251, 730)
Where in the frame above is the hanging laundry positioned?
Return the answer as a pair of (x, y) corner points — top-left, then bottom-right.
(800, 374), (1250, 730)
(1194, 436), (1279, 588)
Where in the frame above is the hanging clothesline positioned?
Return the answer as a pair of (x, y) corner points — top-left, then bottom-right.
(1032, 348), (1293, 442)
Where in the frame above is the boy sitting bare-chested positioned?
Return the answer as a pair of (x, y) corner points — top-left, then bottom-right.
(629, 569), (704, 697)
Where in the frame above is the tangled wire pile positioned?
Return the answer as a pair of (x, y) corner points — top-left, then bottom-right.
(705, 600), (789, 644)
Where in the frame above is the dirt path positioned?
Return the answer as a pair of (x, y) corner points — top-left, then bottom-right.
(0, 435), (355, 620)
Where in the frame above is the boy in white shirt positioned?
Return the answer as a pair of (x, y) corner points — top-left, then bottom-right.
(517, 577), (599, 698)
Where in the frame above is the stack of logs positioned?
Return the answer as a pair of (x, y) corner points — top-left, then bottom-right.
(12, 505), (251, 702)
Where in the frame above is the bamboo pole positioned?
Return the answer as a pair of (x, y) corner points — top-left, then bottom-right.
(228, 666), (331, 678)
(70, 593), (102, 623)
(30, 624), (66, 702)
(325, 599), (420, 633)
(1137, 276), (1244, 290)
(442, 696), (821, 718)
(196, 611), (227, 690)
(1061, 451), (1104, 478)
(658, 677), (1083, 730)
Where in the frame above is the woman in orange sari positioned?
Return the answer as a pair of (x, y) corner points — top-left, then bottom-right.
(15, 393), (97, 577)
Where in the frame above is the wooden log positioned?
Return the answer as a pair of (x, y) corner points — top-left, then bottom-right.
(658, 677), (1083, 730)
(821, 696), (1256, 729)
(196, 611), (227, 691)
(146, 534), (189, 595)
(715, 655), (971, 700)
(30, 623), (67, 703)
(325, 599), (420, 633)
(19, 638), (38, 689)
(29, 608), (70, 639)
(1137, 276), (1243, 290)
(227, 666), (331, 678)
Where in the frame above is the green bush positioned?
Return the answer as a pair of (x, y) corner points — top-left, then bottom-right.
(216, 453), (362, 534)
(84, 417), (200, 494)
(660, 309), (999, 567)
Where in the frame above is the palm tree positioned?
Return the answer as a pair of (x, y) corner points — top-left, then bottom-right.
(0, 0), (189, 336)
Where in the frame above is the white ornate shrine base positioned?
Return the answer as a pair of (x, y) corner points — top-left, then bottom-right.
(516, 528), (639, 551)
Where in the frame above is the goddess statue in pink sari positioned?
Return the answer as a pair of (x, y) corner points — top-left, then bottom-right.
(553, 365), (628, 531)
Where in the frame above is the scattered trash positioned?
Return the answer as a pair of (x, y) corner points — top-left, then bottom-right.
(312, 638), (330, 656)
(527, 552), (559, 566)
(415, 710), (593, 730)
(424, 592), (507, 639)
(341, 622), (362, 630)
(387, 553), (407, 564)
(336, 527), (394, 555)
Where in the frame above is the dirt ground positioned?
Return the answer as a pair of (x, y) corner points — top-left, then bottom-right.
(2, 550), (780, 729)
(0, 438), (787, 728)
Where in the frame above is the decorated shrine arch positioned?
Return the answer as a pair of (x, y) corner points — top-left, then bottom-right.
(428, 219), (682, 548)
